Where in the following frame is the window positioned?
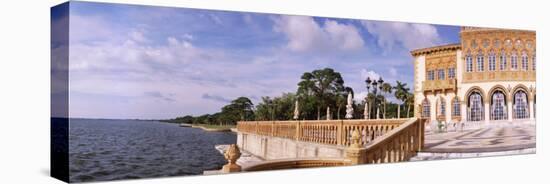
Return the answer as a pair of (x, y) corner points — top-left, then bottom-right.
(493, 39), (501, 48)
(482, 39), (489, 48)
(466, 53), (473, 72)
(505, 39), (512, 48)
(491, 91), (507, 120)
(468, 92), (484, 121)
(489, 51), (496, 71)
(515, 39), (523, 48)
(448, 68), (456, 79)
(531, 55), (537, 70)
(514, 91), (529, 119)
(452, 97), (461, 116)
(437, 69), (445, 80)
(438, 98), (446, 116)
(422, 99), (430, 118)
(477, 52), (484, 72)
(511, 51), (518, 70)
(499, 51), (507, 70)
(427, 70), (435, 80)
(521, 51), (529, 71)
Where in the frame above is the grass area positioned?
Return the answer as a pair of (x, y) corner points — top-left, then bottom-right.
(192, 124), (236, 130)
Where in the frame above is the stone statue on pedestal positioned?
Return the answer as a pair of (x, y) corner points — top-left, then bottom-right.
(345, 93), (354, 119)
(364, 101), (369, 119)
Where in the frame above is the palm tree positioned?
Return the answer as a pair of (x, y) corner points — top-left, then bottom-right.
(393, 81), (410, 119)
(405, 92), (414, 118)
(381, 83), (393, 119)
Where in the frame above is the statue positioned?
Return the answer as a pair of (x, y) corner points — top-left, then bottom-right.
(222, 144), (242, 173)
(345, 93), (354, 119)
(293, 100), (299, 120)
(363, 101), (369, 119)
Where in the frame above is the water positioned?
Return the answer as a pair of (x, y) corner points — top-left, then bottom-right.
(68, 119), (236, 182)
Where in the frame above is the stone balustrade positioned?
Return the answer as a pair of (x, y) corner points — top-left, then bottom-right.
(237, 119), (408, 147)
(225, 118), (425, 173)
(345, 118), (426, 164)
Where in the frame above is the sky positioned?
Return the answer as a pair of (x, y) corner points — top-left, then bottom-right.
(52, 1), (461, 119)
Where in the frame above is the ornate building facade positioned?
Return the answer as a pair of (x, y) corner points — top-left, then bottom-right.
(412, 27), (536, 125)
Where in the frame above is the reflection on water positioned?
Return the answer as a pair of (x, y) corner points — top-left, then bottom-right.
(69, 119), (236, 182)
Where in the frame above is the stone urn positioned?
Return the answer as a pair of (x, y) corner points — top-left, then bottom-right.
(222, 144), (242, 173)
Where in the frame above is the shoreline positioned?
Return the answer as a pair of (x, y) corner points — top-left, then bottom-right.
(187, 124), (235, 132)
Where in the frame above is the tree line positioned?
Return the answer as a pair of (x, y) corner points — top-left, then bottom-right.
(162, 68), (414, 125)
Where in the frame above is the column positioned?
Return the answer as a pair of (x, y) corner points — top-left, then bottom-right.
(529, 100), (535, 121)
(461, 100), (467, 122)
(507, 97), (513, 122)
(484, 102), (490, 125)
(445, 94), (452, 123)
(430, 95), (437, 122)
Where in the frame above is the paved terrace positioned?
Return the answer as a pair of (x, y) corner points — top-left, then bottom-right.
(423, 125), (536, 153)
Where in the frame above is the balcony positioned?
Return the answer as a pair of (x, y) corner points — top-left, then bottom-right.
(422, 79), (457, 92)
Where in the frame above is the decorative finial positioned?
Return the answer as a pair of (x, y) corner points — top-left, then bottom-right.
(222, 144), (242, 173)
(350, 129), (362, 148)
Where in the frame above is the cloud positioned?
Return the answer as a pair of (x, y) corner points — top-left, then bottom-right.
(129, 30), (148, 43)
(360, 21), (441, 53)
(360, 69), (381, 81)
(202, 93), (231, 103)
(273, 16), (364, 53)
(144, 91), (176, 102)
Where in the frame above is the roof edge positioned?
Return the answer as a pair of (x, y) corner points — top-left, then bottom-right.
(410, 43), (461, 57)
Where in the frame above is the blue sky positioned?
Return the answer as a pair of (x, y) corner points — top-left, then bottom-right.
(54, 1), (460, 119)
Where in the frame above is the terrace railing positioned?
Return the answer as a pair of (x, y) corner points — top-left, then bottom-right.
(237, 119), (408, 147)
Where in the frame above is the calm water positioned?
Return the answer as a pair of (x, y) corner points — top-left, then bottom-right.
(69, 119), (236, 182)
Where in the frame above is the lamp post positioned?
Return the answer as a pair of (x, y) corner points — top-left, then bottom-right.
(365, 77), (372, 119)
(365, 76), (384, 119)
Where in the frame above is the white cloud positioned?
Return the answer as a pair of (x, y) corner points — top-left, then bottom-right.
(273, 16), (364, 53)
(129, 30), (148, 43)
(360, 69), (381, 81)
(360, 21), (441, 53)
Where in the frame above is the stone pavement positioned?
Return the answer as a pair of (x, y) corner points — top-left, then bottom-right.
(423, 124), (536, 153)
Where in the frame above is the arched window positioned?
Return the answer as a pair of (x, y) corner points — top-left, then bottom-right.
(438, 97), (446, 117)
(452, 97), (461, 116)
(491, 91), (507, 120)
(468, 92), (484, 121)
(521, 51), (529, 71)
(511, 51), (518, 70)
(477, 51), (484, 72)
(514, 90), (529, 119)
(466, 52), (473, 72)
(422, 99), (430, 118)
(489, 51), (496, 71)
(499, 50), (507, 71)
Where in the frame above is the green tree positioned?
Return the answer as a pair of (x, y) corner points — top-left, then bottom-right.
(255, 93), (296, 120)
(393, 81), (410, 119)
(405, 92), (414, 118)
(381, 83), (393, 119)
(297, 68), (346, 120)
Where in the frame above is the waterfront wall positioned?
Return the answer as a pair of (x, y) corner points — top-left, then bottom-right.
(237, 132), (345, 160)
